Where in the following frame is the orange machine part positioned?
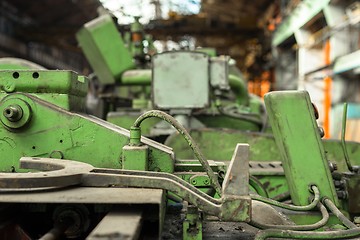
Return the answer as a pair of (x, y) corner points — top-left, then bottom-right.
(324, 40), (332, 138)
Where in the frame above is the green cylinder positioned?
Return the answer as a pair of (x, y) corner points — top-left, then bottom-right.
(129, 126), (142, 145)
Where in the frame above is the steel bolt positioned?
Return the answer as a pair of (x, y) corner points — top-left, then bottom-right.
(204, 179), (210, 185)
(191, 179), (197, 185)
(329, 162), (338, 172)
(318, 126), (325, 138)
(3, 105), (23, 122)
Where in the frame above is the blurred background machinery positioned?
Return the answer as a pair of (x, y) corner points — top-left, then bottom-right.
(1, 0), (359, 140)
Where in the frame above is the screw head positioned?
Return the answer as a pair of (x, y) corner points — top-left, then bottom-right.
(3, 105), (23, 122)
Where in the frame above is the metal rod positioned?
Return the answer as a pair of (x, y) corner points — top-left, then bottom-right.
(323, 198), (357, 229)
(341, 102), (354, 172)
(251, 185), (320, 211)
(249, 176), (269, 198)
(250, 202), (329, 230)
(39, 217), (73, 240)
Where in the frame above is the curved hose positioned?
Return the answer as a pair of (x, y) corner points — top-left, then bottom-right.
(228, 74), (249, 106)
(251, 202), (329, 231)
(254, 191), (360, 240)
(133, 110), (222, 196)
(249, 176), (269, 198)
(251, 185), (320, 211)
(323, 198), (357, 229)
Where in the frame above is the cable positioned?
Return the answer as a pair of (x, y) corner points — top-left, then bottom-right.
(251, 185), (320, 211)
(323, 198), (357, 229)
(254, 191), (360, 239)
(249, 176), (269, 198)
(133, 110), (222, 196)
(250, 202), (329, 231)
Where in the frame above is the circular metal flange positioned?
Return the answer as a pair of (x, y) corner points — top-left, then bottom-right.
(0, 98), (32, 129)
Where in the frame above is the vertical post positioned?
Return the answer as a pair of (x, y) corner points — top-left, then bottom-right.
(265, 91), (339, 207)
(324, 40), (332, 138)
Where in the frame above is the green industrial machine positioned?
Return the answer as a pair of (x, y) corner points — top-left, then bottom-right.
(76, 13), (265, 138)
(75, 13), (360, 203)
(1, 69), (360, 239)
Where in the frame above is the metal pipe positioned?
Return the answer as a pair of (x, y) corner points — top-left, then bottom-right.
(323, 198), (357, 229)
(251, 202), (329, 230)
(133, 110), (222, 196)
(251, 185), (320, 211)
(39, 217), (73, 240)
(249, 176), (269, 198)
(254, 196), (360, 240)
(121, 69), (151, 85)
(341, 103), (355, 172)
(228, 74), (249, 106)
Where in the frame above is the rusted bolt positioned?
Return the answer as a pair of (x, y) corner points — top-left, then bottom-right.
(3, 105), (23, 122)
(329, 162), (338, 172)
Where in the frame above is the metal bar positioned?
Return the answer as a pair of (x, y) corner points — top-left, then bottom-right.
(1, 158), (250, 221)
(121, 69), (151, 86)
(81, 172), (223, 217)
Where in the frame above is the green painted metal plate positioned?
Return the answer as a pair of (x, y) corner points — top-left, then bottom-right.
(77, 14), (135, 84)
(0, 93), (174, 173)
(264, 90), (339, 206)
(152, 52), (210, 109)
(0, 70), (87, 111)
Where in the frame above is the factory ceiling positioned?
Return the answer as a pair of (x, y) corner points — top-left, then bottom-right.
(144, 0), (280, 78)
(1, 0), (101, 52)
(1, 0), (282, 78)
